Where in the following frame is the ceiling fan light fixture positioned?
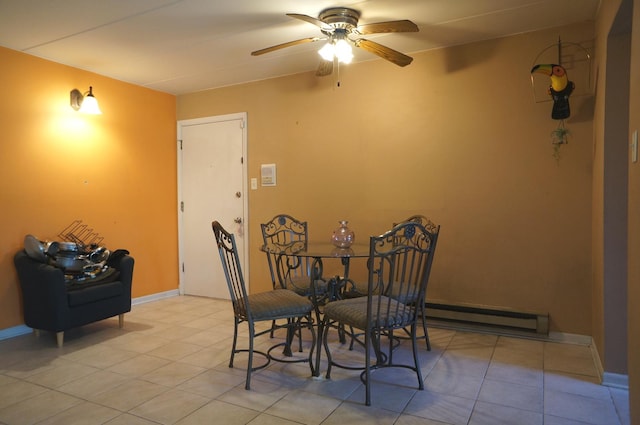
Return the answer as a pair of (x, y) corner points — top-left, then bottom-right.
(318, 39), (353, 64)
(256, 8), (417, 76)
(334, 39), (353, 64)
(318, 42), (335, 61)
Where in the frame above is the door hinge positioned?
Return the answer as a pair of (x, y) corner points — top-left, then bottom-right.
(240, 157), (243, 164)
(240, 120), (245, 129)
(180, 201), (184, 212)
(178, 139), (183, 150)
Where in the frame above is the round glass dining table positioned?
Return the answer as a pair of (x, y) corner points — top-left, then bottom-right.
(260, 241), (370, 376)
(260, 241), (370, 299)
(260, 241), (370, 259)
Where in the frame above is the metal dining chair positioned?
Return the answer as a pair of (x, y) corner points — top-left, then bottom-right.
(261, 214), (328, 347)
(212, 221), (316, 389)
(260, 214), (327, 296)
(393, 215), (441, 350)
(321, 221), (439, 406)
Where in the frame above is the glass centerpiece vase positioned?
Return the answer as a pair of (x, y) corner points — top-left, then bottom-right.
(331, 220), (355, 248)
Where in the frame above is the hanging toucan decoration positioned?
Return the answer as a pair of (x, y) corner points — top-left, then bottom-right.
(531, 63), (575, 120)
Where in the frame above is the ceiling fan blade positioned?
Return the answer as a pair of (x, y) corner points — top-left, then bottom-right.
(251, 37), (322, 56)
(355, 39), (413, 67)
(286, 13), (332, 31)
(316, 60), (333, 77)
(357, 20), (419, 35)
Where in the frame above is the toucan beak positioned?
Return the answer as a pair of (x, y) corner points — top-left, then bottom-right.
(531, 64), (553, 75)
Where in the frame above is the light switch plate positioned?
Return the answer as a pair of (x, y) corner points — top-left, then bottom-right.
(632, 130), (638, 163)
(261, 164), (276, 186)
(251, 178), (257, 190)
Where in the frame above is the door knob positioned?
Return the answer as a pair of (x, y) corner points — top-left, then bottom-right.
(235, 192), (241, 198)
(234, 217), (242, 224)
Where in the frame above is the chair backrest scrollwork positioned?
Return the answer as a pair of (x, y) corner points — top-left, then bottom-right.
(260, 214), (312, 291)
(368, 220), (440, 328)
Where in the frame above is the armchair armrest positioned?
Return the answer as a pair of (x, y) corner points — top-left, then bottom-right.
(109, 253), (134, 292)
(14, 251), (69, 331)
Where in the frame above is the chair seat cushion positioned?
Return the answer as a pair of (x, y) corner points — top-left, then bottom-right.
(286, 276), (328, 297)
(324, 296), (415, 330)
(244, 289), (313, 321)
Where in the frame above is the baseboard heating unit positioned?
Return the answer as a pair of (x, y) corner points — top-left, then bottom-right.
(425, 301), (549, 335)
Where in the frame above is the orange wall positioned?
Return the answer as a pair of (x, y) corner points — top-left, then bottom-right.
(178, 22), (595, 335)
(0, 47), (178, 329)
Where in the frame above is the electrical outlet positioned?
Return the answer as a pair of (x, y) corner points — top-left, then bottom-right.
(251, 178), (258, 190)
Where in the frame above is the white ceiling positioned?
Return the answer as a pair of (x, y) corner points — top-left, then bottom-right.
(0, 0), (600, 95)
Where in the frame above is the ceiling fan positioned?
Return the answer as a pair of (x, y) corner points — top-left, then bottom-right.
(251, 7), (419, 77)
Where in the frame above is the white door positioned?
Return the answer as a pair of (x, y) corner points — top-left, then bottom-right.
(178, 113), (248, 299)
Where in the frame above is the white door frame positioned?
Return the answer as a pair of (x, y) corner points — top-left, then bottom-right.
(177, 112), (249, 295)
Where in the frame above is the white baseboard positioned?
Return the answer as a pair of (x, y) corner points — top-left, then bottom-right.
(587, 337), (629, 390)
(0, 290), (181, 341)
(131, 289), (180, 306)
(0, 325), (32, 341)
(602, 372), (629, 389)
(547, 331), (593, 346)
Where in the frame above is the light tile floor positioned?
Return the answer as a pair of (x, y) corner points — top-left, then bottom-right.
(0, 295), (630, 425)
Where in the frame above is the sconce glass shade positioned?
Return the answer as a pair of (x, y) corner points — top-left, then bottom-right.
(70, 86), (102, 114)
(79, 93), (101, 114)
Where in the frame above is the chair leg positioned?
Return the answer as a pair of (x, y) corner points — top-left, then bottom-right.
(230, 319), (239, 368)
(298, 319), (303, 352)
(422, 316), (431, 351)
(246, 324), (255, 390)
(118, 313), (124, 329)
(385, 330), (393, 364)
(322, 318), (334, 379)
(270, 319), (303, 352)
(306, 313), (318, 377)
(411, 323), (424, 390)
(56, 331), (64, 348)
(33, 329), (40, 338)
(364, 328), (371, 406)
(282, 320), (294, 357)
(420, 304), (431, 351)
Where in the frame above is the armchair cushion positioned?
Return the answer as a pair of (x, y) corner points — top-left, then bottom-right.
(67, 281), (124, 307)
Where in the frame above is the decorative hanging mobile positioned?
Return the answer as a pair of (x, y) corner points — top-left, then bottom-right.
(531, 63), (574, 120)
(530, 37), (592, 160)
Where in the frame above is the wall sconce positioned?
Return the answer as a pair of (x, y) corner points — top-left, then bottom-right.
(70, 86), (102, 114)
